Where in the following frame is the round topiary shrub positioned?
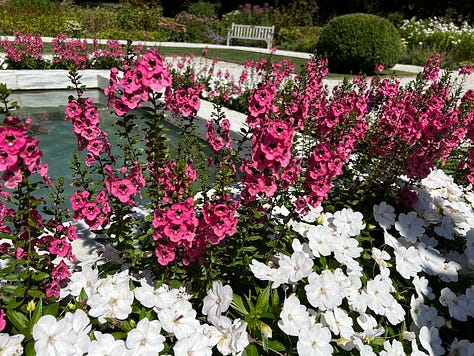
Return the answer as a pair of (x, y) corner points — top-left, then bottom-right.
(316, 13), (402, 74)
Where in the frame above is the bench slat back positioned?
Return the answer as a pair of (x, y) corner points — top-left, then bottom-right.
(227, 23), (274, 49)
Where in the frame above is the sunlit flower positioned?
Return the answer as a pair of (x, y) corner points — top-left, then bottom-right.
(395, 212), (425, 243)
(158, 300), (200, 339)
(87, 331), (127, 355)
(278, 251), (314, 283)
(33, 315), (75, 356)
(0, 333), (24, 355)
(125, 318), (165, 354)
(278, 295), (310, 336)
(419, 326), (445, 356)
(297, 323), (333, 355)
(173, 331), (213, 356)
(202, 281), (233, 320)
(332, 208), (365, 237)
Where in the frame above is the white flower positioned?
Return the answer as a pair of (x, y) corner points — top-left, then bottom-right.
(321, 307), (354, 340)
(384, 299), (406, 325)
(278, 295), (310, 336)
(297, 323), (333, 355)
(202, 281), (233, 321)
(380, 339), (406, 356)
(63, 309), (91, 355)
(212, 316), (249, 355)
(373, 202), (396, 229)
(134, 280), (176, 310)
(333, 237), (363, 266)
(352, 337), (377, 356)
(449, 338), (474, 356)
(173, 332), (213, 356)
(419, 326), (445, 356)
(125, 318), (165, 354)
(305, 270), (343, 311)
(158, 300), (200, 339)
(365, 274), (395, 315)
(395, 211), (425, 243)
(67, 265), (99, 298)
(306, 224), (336, 257)
(434, 216), (455, 240)
(439, 288), (470, 321)
(249, 259), (285, 288)
(278, 251), (314, 283)
(355, 313), (384, 340)
(0, 333), (24, 356)
(411, 298), (445, 329)
(394, 245), (423, 279)
(438, 260), (461, 283)
(87, 332), (127, 356)
(465, 229), (474, 260)
(88, 279), (134, 323)
(418, 244), (445, 276)
(412, 276), (435, 300)
(332, 208), (365, 237)
(33, 315), (75, 356)
(371, 247), (391, 270)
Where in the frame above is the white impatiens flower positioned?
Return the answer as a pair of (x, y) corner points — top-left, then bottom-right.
(67, 265), (99, 298)
(419, 326), (445, 356)
(371, 247), (391, 270)
(33, 315), (75, 356)
(305, 270), (343, 311)
(87, 332), (127, 356)
(373, 202), (396, 229)
(173, 331), (213, 356)
(134, 280), (176, 310)
(0, 333), (24, 356)
(332, 208), (365, 237)
(354, 313), (384, 341)
(364, 274), (395, 315)
(465, 229), (474, 260)
(249, 259), (286, 288)
(125, 318), (165, 354)
(394, 245), (423, 279)
(157, 300), (200, 339)
(412, 275), (435, 300)
(449, 338), (474, 356)
(63, 309), (91, 355)
(321, 307), (354, 340)
(380, 339), (406, 356)
(395, 211), (425, 243)
(211, 316), (250, 356)
(278, 251), (314, 283)
(306, 224), (336, 257)
(87, 278), (134, 323)
(202, 280), (233, 321)
(297, 323), (333, 355)
(278, 295), (310, 336)
(333, 236), (363, 266)
(411, 297), (445, 329)
(439, 288), (470, 321)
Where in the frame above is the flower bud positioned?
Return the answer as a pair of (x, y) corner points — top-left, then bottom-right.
(26, 300), (36, 313)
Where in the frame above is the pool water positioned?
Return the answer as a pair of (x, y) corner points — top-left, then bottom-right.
(11, 90), (210, 210)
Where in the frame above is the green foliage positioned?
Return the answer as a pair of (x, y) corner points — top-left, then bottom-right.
(186, 1), (218, 17)
(8, 0), (58, 13)
(316, 13), (402, 74)
(94, 29), (168, 42)
(277, 26), (321, 53)
(221, 3), (274, 28)
(117, 3), (164, 31)
(274, 0), (318, 27)
(175, 12), (225, 44)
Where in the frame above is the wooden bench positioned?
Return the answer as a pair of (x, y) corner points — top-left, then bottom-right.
(226, 23), (275, 49)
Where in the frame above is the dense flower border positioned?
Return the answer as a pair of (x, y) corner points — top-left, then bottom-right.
(0, 44), (473, 355)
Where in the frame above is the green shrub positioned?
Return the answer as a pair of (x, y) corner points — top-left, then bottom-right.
(277, 26), (320, 53)
(94, 29), (169, 42)
(316, 13), (402, 74)
(117, 3), (164, 31)
(175, 12), (225, 44)
(187, 1), (218, 17)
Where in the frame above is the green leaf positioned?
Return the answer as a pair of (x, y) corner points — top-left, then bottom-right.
(8, 310), (28, 331)
(245, 343), (259, 356)
(267, 339), (286, 352)
(255, 285), (270, 313)
(25, 340), (35, 356)
(43, 303), (59, 317)
(31, 298), (43, 326)
(231, 294), (249, 316)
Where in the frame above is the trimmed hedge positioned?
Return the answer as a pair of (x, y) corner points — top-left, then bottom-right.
(316, 13), (402, 74)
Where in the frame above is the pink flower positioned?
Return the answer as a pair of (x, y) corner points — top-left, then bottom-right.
(374, 63), (385, 72)
(46, 280), (61, 299)
(52, 260), (71, 281)
(0, 309), (6, 332)
(110, 177), (137, 204)
(459, 65), (473, 76)
(49, 238), (72, 258)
